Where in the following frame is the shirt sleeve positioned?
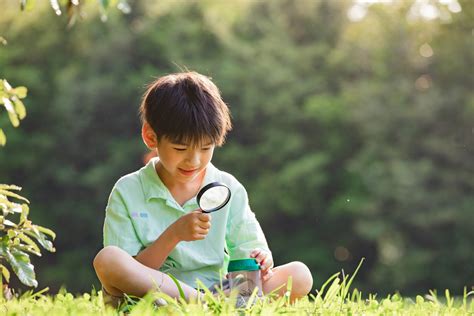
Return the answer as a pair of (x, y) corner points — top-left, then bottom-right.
(225, 184), (271, 259)
(103, 185), (143, 256)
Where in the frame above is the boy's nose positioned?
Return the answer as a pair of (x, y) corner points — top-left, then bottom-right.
(186, 151), (200, 165)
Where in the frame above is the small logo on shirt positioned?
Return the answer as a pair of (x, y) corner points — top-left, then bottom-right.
(131, 212), (148, 218)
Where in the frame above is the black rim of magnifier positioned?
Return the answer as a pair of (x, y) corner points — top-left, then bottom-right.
(197, 182), (231, 213)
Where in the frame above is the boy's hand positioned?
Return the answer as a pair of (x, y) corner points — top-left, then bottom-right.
(172, 210), (211, 242)
(250, 248), (274, 282)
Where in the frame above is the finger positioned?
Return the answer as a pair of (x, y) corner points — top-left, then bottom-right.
(260, 259), (271, 272)
(198, 212), (211, 222)
(250, 249), (261, 258)
(195, 227), (210, 235)
(255, 251), (266, 264)
(262, 269), (274, 282)
(198, 221), (211, 230)
(192, 232), (207, 240)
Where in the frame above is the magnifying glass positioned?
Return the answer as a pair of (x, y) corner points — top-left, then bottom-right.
(197, 182), (231, 213)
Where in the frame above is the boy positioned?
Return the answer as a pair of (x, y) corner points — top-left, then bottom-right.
(93, 72), (313, 306)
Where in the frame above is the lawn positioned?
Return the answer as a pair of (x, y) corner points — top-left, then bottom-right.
(2, 272), (473, 315)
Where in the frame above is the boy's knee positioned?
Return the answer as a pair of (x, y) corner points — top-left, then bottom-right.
(288, 261), (313, 297)
(93, 245), (126, 276)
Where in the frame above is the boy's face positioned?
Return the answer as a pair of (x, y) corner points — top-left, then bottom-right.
(142, 123), (215, 184)
(156, 137), (215, 184)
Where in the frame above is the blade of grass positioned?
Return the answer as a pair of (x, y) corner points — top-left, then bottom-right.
(314, 272), (340, 303)
(245, 286), (260, 310)
(167, 273), (186, 301)
(340, 257), (365, 300)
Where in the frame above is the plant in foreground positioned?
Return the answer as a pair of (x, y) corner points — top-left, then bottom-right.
(1, 79), (56, 298)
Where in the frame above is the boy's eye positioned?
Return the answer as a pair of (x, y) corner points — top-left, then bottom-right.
(173, 148), (186, 151)
(202, 147), (211, 151)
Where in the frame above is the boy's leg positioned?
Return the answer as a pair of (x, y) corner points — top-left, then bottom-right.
(262, 261), (313, 302)
(93, 246), (200, 301)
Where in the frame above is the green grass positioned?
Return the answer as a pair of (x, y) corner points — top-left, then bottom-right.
(2, 275), (473, 315)
(1, 286), (472, 315)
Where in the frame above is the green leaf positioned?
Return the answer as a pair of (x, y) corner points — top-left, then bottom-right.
(0, 263), (10, 283)
(13, 98), (26, 120)
(0, 196), (17, 214)
(18, 233), (41, 256)
(4, 220), (17, 227)
(36, 225), (56, 239)
(13, 87), (27, 99)
(2, 97), (14, 113)
(2, 80), (12, 91)
(24, 227), (55, 252)
(0, 184), (22, 191)
(0, 189), (30, 203)
(8, 111), (19, 127)
(19, 204), (30, 225)
(2, 247), (37, 287)
(16, 244), (41, 257)
(0, 128), (5, 146)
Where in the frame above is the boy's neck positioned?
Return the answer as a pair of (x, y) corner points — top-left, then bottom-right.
(155, 162), (207, 205)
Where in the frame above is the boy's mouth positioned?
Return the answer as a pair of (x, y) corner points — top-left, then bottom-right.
(178, 168), (199, 176)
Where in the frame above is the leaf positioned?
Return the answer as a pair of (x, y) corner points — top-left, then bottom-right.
(13, 87), (27, 99)
(2, 80), (12, 91)
(24, 227), (55, 252)
(0, 196), (18, 214)
(16, 244), (41, 257)
(12, 98), (26, 120)
(18, 233), (41, 255)
(19, 204), (30, 225)
(0, 128), (5, 146)
(2, 247), (37, 287)
(8, 111), (20, 127)
(0, 184), (22, 191)
(36, 225), (56, 239)
(2, 97), (14, 113)
(0, 263), (10, 283)
(4, 219), (17, 227)
(0, 189), (30, 203)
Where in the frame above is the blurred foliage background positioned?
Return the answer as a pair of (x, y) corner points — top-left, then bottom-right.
(0, 0), (472, 296)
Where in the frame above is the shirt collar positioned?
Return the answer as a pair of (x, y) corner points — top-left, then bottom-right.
(139, 158), (170, 202)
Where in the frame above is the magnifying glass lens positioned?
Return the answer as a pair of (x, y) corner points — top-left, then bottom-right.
(197, 182), (231, 213)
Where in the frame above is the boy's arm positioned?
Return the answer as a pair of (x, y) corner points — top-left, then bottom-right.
(134, 224), (180, 269)
(134, 210), (212, 269)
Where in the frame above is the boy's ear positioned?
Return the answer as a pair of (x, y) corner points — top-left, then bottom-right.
(142, 122), (158, 150)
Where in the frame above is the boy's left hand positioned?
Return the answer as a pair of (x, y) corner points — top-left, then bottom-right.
(250, 248), (274, 282)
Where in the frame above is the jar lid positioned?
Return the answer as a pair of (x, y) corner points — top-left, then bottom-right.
(228, 258), (260, 272)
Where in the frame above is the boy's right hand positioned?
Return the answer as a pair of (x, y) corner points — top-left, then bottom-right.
(171, 210), (212, 242)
